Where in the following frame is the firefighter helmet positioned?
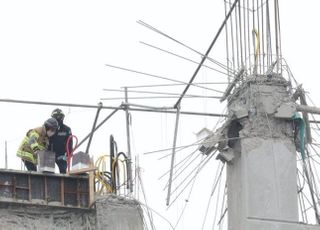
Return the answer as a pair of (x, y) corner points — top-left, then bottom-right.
(44, 118), (59, 130)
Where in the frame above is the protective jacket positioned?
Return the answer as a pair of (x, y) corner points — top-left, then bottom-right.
(17, 126), (49, 164)
(49, 124), (72, 159)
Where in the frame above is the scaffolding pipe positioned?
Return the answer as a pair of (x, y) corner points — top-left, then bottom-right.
(166, 106), (181, 206)
(5, 141), (8, 169)
(85, 102), (103, 154)
(174, 0), (240, 108)
(74, 109), (119, 152)
(297, 105), (320, 116)
(125, 88), (133, 193)
(0, 98), (225, 117)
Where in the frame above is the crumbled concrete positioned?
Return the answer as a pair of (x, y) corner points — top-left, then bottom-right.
(95, 195), (144, 230)
(228, 75), (294, 139)
(0, 202), (96, 230)
(0, 194), (144, 230)
(275, 102), (296, 118)
(225, 74), (303, 230)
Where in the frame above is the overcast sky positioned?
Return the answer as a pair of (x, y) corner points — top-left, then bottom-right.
(0, 0), (320, 229)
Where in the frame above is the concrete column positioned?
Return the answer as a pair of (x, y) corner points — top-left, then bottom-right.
(95, 195), (144, 230)
(226, 75), (305, 230)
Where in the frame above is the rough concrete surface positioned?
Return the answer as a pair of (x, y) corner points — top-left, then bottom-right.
(0, 202), (96, 230)
(0, 194), (144, 230)
(95, 195), (144, 230)
(246, 218), (320, 230)
(225, 75), (311, 230)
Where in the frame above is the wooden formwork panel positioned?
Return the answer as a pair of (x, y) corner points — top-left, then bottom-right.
(0, 169), (90, 209)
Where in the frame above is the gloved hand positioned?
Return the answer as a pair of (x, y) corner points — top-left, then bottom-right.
(57, 155), (67, 161)
(33, 147), (40, 156)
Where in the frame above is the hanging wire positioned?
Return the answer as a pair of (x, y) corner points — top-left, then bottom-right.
(200, 162), (225, 230)
(136, 201), (175, 230)
(211, 169), (224, 229)
(167, 151), (217, 208)
(172, 155), (206, 230)
(297, 168), (308, 223)
(217, 184), (228, 229)
(168, 151), (217, 197)
(137, 167), (156, 230)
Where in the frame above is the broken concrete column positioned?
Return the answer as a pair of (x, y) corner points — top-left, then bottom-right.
(95, 195), (144, 230)
(225, 74), (305, 230)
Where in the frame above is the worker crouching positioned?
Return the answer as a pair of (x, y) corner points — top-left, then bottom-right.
(17, 118), (59, 171)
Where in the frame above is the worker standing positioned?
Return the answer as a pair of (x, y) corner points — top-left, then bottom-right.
(17, 118), (59, 171)
(49, 108), (73, 174)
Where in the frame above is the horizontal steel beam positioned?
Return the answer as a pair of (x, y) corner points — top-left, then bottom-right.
(296, 105), (320, 115)
(0, 98), (226, 117)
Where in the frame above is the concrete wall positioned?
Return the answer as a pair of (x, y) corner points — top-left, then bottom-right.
(0, 195), (144, 230)
(246, 218), (320, 230)
(0, 202), (96, 230)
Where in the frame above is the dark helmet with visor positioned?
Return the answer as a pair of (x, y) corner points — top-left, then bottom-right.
(51, 108), (65, 123)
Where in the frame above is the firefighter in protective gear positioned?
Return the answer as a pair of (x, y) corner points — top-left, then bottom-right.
(49, 108), (73, 174)
(17, 118), (59, 171)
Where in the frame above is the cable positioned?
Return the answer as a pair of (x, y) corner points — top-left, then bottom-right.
(167, 151), (217, 208)
(201, 162), (225, 230)
(297, 168), (308, 223)
(66, 135), (78, 173)
(136, 201), (174, 230)
(172, 155), (206, 230)
(211, 170), (224, 229)
(137, 167), (156, 230)
(217, 184), (228, 228)
(95, 155), (113, 194)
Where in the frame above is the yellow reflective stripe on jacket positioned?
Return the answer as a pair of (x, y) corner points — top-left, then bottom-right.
(16, 150), (37, 164)
(17, 126), (48, 165)
(27, 129), (46, 151)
